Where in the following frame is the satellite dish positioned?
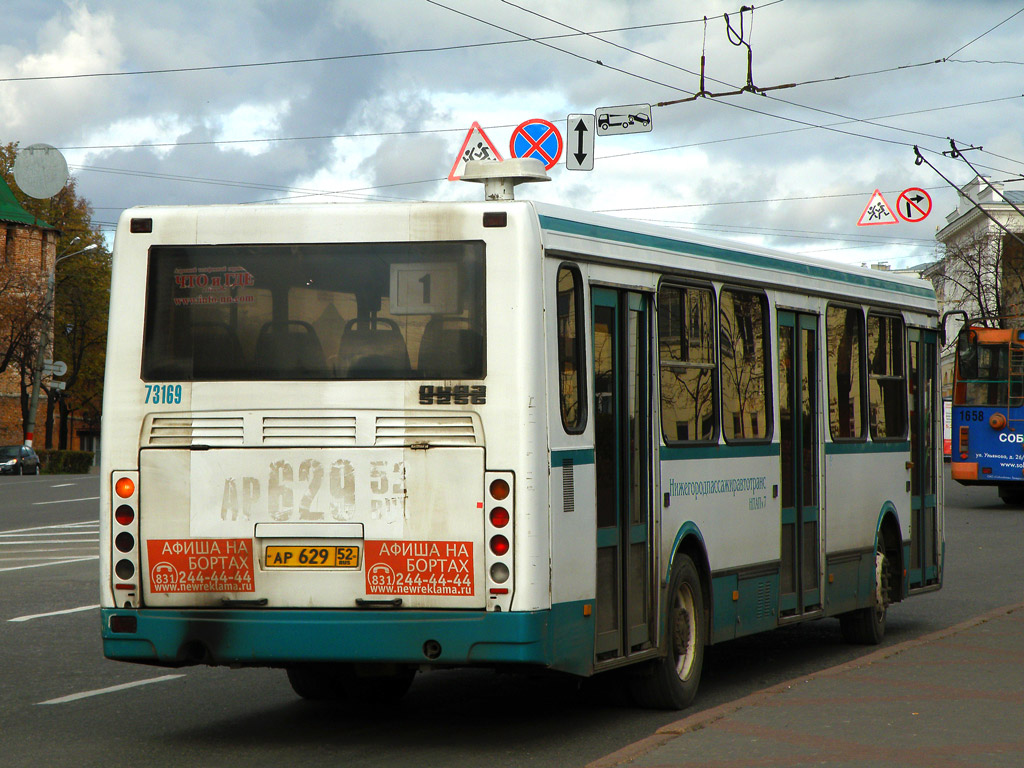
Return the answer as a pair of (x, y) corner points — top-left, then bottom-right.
(13, 143), (69, 199)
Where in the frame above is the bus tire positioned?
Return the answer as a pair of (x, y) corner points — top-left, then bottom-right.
(998, 485), (1024, 505)
(286, 663), (416, 704)
(839, 546), (891, 645)
(630, 554), (705, 710)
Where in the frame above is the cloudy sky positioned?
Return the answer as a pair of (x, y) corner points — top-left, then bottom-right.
(3, 0), (1023, 268)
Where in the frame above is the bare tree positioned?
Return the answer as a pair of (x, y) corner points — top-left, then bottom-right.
(938, 228), (1024, 327)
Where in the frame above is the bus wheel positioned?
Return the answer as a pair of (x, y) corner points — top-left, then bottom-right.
(286, 663), (416, 704)
(839, 547), (891, 645)
(998, 485), (1024, 505)
(630, 554), (705, 710)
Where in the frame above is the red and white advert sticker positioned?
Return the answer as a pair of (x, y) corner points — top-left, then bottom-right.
(147, 538), (255, 593)
(365, 540), (474, 596)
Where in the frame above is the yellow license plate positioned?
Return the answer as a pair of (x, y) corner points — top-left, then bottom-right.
(265, 545), (360, 568)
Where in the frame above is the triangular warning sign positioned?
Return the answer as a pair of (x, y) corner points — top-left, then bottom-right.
(448, 122), (503, 181)
(857, 189), (898, 226)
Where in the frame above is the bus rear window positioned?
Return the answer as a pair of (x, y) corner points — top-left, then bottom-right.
(956, 343), (1009, 406)
(142, 242), (485, 381)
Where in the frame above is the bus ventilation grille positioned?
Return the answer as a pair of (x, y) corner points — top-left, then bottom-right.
(374, 416), (479, 446)
(562, 460), (575, 514)
(146, 416), (245, 446)
(262, 416), (357, 446)
(756, 580), (773, 619)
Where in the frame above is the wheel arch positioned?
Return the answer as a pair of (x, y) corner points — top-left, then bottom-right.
(666, 522), (712, 641)
(875, 502), (904, 603)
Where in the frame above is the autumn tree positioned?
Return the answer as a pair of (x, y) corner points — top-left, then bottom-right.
(1, 141), (110, 448)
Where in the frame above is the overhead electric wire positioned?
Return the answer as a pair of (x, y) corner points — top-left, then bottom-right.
(0, 13), (733, 84)
(945, 7), (1024, 59)
(499, 0), (1022, 168)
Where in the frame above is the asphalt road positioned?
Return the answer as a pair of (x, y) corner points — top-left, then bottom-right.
(1, 469), (1021, 768)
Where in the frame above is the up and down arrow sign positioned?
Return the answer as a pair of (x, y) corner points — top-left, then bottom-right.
(566, 114), (595, 171)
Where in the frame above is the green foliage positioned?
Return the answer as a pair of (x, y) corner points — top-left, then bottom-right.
(36, 449), (95, 474)
(2, 141), (111, 445)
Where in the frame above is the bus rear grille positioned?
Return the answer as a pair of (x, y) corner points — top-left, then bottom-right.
(262, 416), (357, 446)
(375, 416), (479, 446)
(147, 416), (245, 446)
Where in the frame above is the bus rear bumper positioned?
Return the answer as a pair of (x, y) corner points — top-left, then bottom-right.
(101, 604), (592, 675)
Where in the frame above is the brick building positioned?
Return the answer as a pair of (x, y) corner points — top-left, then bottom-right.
(0, 177), (58, 445)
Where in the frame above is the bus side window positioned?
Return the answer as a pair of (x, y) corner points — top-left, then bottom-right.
(826, 305), (866, 440)
(658, 282), (716, 443)
(556, 265), (586, 433)
(867, 313), (907, 439)
(719, 288), (770, 441)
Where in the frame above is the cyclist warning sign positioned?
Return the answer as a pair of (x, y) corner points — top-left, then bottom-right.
(147, 538), (255, 593)
(365, 540), (474, 596)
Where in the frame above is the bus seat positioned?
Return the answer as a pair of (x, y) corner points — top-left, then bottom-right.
(417, 317), (482, 378)
(255, 321), (326, 377)
(190, 321), (244, 377)
(336, 317), (410, 377)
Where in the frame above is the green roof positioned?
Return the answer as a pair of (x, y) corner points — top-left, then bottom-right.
(0, 176), (54, 229)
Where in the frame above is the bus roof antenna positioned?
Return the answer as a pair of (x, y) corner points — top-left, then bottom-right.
(461, 158), (550, 201)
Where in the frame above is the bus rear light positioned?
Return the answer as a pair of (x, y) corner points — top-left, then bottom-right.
(489, 507), (509, 527)
(490, 562), (509, 583)
(114, 505), (135, 525)
(489, 535), (510, 556)
(484, 471), (514, 612)
(982, 467), (992, 474)
(115, 477), (136, 499)
(959, 426), (969, 456)
(110, 471), (140, 608)
(489, 478), (510, 501)
(990, 413), (1007, 430)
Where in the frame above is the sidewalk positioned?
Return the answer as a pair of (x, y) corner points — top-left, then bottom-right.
(590, 601), (1024, 768)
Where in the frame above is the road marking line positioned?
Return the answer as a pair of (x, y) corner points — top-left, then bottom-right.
(0, 541), (98, 548)
(0, 521), (97, 534)
(50, 483), (75, 488)
(0, 555), (98, 572)
(37, 675), (185, 705)
(3, 547), (99, 553)
(0, 531), (98, 538)
(9, 604), (100, 622)
(32, 496), (100, 506)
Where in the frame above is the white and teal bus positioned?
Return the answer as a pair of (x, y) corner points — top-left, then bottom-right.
(100, 160), (942, 709)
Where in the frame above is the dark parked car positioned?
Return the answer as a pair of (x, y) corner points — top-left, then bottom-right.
(0, 445), (40, 475)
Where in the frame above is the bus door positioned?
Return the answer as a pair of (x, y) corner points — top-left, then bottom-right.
(908, 329), (939, 588)
(778, 311), (822, 616)
(592, 288), (654, 661)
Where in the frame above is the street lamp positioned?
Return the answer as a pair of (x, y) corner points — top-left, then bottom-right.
(24, 240), (99, 447)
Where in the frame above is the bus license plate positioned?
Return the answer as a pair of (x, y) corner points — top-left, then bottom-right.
(265, 545), (360, 568)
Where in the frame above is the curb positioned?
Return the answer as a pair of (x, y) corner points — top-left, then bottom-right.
(586, 600), (1024, 768)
